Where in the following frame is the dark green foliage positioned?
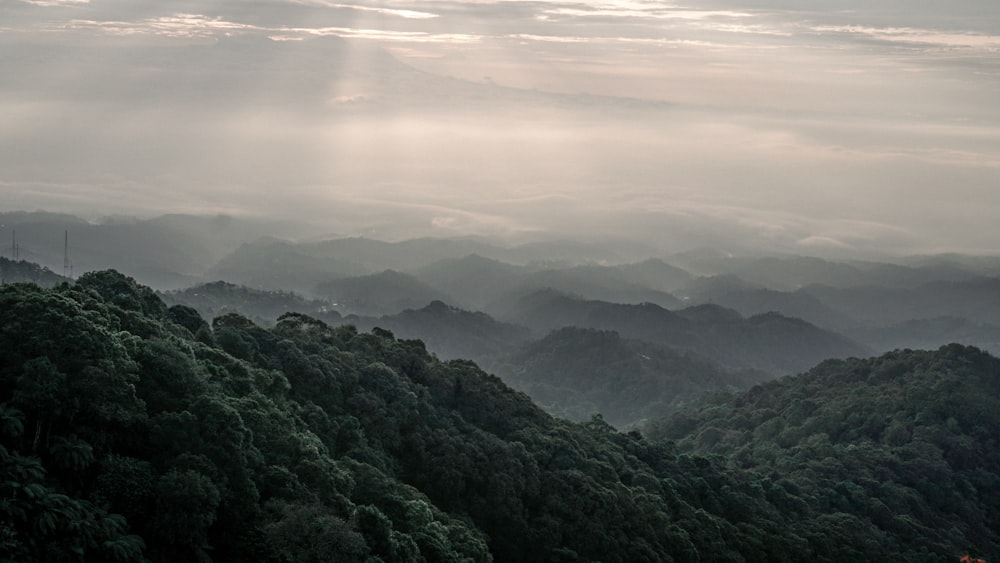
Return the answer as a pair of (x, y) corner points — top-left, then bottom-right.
(147, 469), (220, 561)
(2, 275), (997, 562)
(167, 304), (210, 336)
(647, 344), (1000, 560)
(77, 269), (166, 318)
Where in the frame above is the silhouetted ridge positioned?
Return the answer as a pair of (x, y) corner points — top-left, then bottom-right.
(493, 326), (765, 427)
(494, 289), (867, 374)
(314, 269), (449, 316)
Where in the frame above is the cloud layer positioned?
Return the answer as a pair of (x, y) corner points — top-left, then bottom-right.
(2, 0), (998, 255)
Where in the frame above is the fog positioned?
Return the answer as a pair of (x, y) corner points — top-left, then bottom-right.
(2, 0), (998, 256)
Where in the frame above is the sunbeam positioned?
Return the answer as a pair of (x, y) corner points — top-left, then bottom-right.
(1, 0), (999, 251)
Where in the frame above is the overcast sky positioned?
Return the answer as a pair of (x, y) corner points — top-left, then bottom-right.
(1, 0), (998, 255)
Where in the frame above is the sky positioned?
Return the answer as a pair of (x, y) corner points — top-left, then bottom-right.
(1, 0), (998, 256)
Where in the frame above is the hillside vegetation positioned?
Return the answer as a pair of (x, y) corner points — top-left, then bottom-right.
(1, 272), (996, 561)
(647, 344), (1000, 560)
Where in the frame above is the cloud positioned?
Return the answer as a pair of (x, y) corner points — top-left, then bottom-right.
(796, 236), (851, 250)
(290, 26), (481, 43)
(19, 0), (89, 6)
(63, 14), (261, 38)
(812, 25), (1000, 50)
(289, 1), (439, 19)
(1, 0), (999, 256)
(540, 6), (753, 21)
(52, 10), (477, 44)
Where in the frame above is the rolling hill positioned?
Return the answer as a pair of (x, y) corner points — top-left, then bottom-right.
(646, 344), (1000, 560)
(490, 289), (869, 374)
(490, 326), (766, 428)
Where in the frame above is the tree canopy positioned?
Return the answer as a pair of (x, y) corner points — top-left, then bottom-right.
(1, 272), (996, 561)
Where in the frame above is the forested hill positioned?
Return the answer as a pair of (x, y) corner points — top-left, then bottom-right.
(162, 280), (342, 327)
(492, 290), (870, 374)
(1, 272), (996, 562)
(647, 344), (1000, 559)
(490, 327), (767, 428)
(0, 257), (68, 287)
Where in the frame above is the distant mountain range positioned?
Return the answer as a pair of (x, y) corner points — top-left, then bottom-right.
(489, 289), (869, 374)
(0, 211), (317, 289)
(7, 210), (1000, 417)
(490, 327), (766, 428)
(161, 280), (342, 328)
(161, 281), (838, 427)
(315, 270), (450, 317)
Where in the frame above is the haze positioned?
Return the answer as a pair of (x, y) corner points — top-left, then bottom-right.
(2, 0), (998, 256)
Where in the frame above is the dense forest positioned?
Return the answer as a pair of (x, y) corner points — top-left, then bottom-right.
(1, 272), (997, 561)
(647, 345), (1000, 560)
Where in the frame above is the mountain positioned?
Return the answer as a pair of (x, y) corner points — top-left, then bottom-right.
(667, 246), (746, 276)
(0, 258), (69, 287)
(301, 237), (641, 273)
(492, 239), (655, 265)
(410, 254), (529, 310)
(901, 253), (1000, 277)
(646, 344), (1000, 559)
(491, 289), (869, 374)
(692, 287), (858, 331)
(4, 271), (997, 561)
(852, 316), (1000, 356)
(412, 256), (684, 311)
(206, 239), (367, 294)
(669, 251), (985, 290)
(314, 270), (451, 316)
(680, 274), (762, 302)
(166, 280), (526, 362)
(522, 266), (683, 309)
(615, 258), (696, 293)
(7, 207), (1000, 362)
(355, 300), (532, 362)
(721, 256), (935, 290)
(0, 211), (210, 288)
(0, 270), (821, 561)
(491, 327), (766, 428)
(804, 278), (1000, 327)
(302, 237), (494, 273)
(144, 214), (319, 261)
(211, 237), (659, 303)
(162, 280), (341, 327)
(0, 211), (320, 289)
(682, 263), (1000, 352)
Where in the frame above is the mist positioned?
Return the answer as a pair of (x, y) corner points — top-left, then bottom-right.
(2, 0), (998, 256)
